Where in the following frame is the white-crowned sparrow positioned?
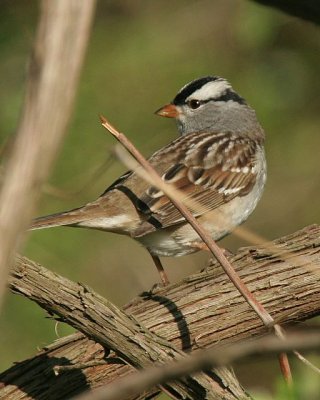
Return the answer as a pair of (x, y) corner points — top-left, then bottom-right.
(32, 76), (266, 283)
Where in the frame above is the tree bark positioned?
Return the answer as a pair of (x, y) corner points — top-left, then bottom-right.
(0, 0), (96, 307)
(1, 224), (320, 399)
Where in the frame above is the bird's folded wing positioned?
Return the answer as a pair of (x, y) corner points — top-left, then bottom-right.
(132, 132), (259, 236)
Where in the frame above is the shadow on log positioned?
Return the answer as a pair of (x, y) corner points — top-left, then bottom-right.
(1, 225), (319, 399)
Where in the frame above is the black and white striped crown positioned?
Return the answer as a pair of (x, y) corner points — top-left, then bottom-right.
(173, 76), (246, 106)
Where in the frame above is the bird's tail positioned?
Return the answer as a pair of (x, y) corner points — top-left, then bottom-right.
(30, 208), (85, 230)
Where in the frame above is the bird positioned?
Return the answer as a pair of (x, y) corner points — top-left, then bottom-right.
(31, 76), (266, 285)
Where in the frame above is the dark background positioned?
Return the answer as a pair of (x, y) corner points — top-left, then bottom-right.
(0, 1), (319, 398)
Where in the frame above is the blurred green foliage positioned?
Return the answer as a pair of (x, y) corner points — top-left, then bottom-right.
(0, 0), (319, 397)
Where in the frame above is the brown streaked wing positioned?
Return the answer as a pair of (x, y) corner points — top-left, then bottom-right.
(135, 134), (258, 235)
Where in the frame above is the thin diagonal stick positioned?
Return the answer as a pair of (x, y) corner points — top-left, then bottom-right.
(100, 115), (293, 385)
(100, 116), (273, 326)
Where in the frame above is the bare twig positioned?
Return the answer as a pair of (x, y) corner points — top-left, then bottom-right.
(107, 117), (320, 383)
(75, 332), (320, 400)
(293, 351), (320, 375)
(100, 116), (293, 382)
(278, 352), (293, 386)
(0, 0), (96, 309)
(9, 255), (251, 400)
(4, 225), (320, 400)
(274, 325), (293, 385)
(101, 116), (273, 327)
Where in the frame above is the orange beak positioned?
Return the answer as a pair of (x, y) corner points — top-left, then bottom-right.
(155, 103), (179, 118)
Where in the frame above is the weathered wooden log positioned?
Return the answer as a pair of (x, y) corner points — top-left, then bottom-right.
(1, 224), (319, 399)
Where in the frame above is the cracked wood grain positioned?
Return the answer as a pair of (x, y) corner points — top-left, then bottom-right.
(1, 224), (320, 399)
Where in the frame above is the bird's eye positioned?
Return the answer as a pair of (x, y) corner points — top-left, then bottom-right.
(187, 99), (201, 109)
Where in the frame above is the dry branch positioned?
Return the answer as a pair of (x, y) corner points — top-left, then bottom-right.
(102, 117), (274, 327)
(102, 117), (291, 382)
(0, 0), (96, 307)
(1, 224), (320, 399)
(5, 262), (247, 399)
(76, 333), (320, 400)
